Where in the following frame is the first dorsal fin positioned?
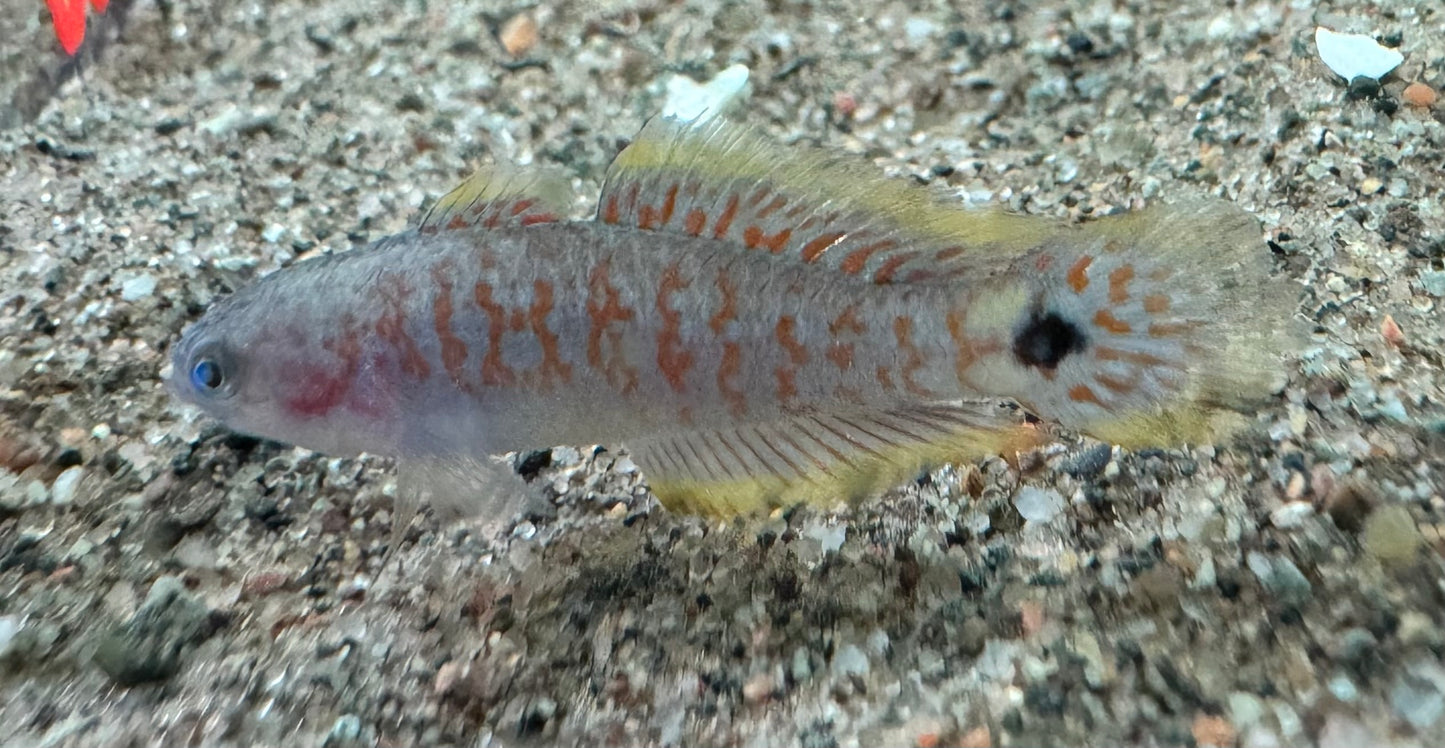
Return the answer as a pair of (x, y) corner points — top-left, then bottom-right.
(596, 117), (1054, 284)
(626, 400), (1042, 516)
(418, 162), (575, 235)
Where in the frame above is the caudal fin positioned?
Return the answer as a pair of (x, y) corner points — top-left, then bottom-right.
(957, 200), (1303, 447)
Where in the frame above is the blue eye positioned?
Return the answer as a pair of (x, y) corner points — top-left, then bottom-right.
(190, 358), (224, 392)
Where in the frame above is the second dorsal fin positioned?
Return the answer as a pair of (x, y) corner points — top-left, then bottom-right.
(596, 117), (1052, 284)
(418, 162), (575, 235)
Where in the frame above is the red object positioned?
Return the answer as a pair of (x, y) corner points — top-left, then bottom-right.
(45, 0), (108, 56)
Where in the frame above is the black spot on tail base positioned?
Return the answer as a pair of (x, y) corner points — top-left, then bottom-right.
(1013, 311), (1087, 370)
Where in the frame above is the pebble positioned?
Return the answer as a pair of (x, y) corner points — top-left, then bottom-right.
(1245, 552), (1312, 604)
(1403, 81), (1437, 108)
(1269, 501), (1314, 529)
(0, 615), (18, 659)
(742, 672), (774, 704)
(499, 13), (539, 57)
(661, 64), (751, 122)
(1314, 27), (1403, 82)
(832, 643), (870, 679)
(1192, 713), (1236, 748)
(119, 274), (157, 302)
(50, 466), (84, 506)
(1390, 661), (1445, 729)
(1420, 270), (1445, 297)
(92, 576), (215, 685)
(1013, 486), (1065, 524)
(323, 714), (364, 747)
(1362, 504), (1422, 566)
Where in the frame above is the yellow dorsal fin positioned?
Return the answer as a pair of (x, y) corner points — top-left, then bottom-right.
(596, 117), (1054, 284)
(418, 162), (575, 235)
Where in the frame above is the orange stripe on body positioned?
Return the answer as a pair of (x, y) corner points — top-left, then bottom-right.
(1093, 309), (1132, 334)
(801, 232), (846, 262)
(712, 194), (739, 239)
(529, 280), (573, 388)
(473, 281), (516, 387)
(585, 260), (639, 395)
(1108, 265), (1135, 304)
(1068, 256), (1093, 293)
(430, 262), (471, 391)
(655, 262), (694, 393)
(375, 274), (430, 380)
(893, 315), (933, 397)
(840, 240), (897, 275)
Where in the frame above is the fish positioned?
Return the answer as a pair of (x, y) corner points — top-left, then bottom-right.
(167, 117), (1300, 518)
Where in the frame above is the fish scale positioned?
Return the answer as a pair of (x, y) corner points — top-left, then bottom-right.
(169, 117), (1300, 516)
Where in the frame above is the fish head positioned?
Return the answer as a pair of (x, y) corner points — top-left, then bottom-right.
(167, 260), (393, 455)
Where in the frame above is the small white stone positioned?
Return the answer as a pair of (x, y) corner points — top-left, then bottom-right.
(120, 274), (157, 302)
(661, 64), (751, 123)
(261, 223), (286, 243)
(833, 643), (869, 678)
(51, 467), (84, 506)
(1315, 27), (1403, 82)
(1013, 486), (1066, 523)
(1269, 501), (1315, 529)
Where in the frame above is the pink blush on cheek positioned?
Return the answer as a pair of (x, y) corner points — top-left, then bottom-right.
(282, 362), (353, 418)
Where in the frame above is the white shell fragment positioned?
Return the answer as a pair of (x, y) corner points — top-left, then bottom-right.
(661, 63), (752, 122)
(1315, 27), (1404, 81)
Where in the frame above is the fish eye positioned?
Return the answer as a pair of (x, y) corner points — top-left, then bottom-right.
(183, 341), (238, 398)
(190, 358), (224, 392)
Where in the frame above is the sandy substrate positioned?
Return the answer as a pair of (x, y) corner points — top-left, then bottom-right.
(2, 1), (1444, 746)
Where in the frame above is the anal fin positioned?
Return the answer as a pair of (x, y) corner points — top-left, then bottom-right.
(626, 400), (1042, 516)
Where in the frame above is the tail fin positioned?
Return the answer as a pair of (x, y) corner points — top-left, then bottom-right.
(958, 200), (1302, 447)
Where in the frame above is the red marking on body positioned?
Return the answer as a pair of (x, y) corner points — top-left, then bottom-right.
(875, 365), (895, 391)
(774, 315), (809, 404)
(446, 215), (467, 230)
(755, 194), (787, 219)
(684, 209), (707, 236)
(826, 342), (854, 371)
(775, 316), (809, 365)
(510, 198), (535, 216)
(285, 364), (354, 418)
(520, 213), (557, 226)
(585, 260), (639, 395)
(872, 251), (918, 284)
(893, 315), (932, 397)
(660, 183), (679, 224)
(743, 225), (793, 253)
(801, 232), (846, 262)
(946, 308), (977, 385)
(719, 342), (746, 419)
(712, 194), (740, 239)
(529, 280), (573, 388)
(905, 269), (938, 283)
(1035, 254), (1054, 272)
(1108, 265), (1135, 304)
(1143, 294), (1171, 314)
(602, 194), (621, 225)
(1068, 384), (1104, 405)
(708, 270), (737, 335)
(1150, 266), (1173, 282)
(935, 246), (966, 262)
(285, 323), (366, 418)
(374, 274), (430, 380)
(1096, 374), (1136, 394)
(473, 281), (516, 386)
(430, 262), (471, 391)
(655, 263), (694, 393)
(1096, 346), (1171, 367)
(840, 240), (896, 275)
(1093, 309), (1132, 334)
(638, 204), (660, 230)
(745, 186), (770, 207)
(829, 304), (865, 336)
(1068, 256), (1093, 293)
